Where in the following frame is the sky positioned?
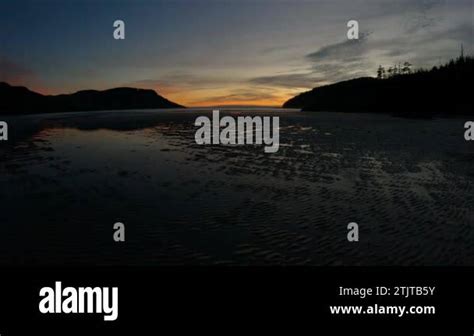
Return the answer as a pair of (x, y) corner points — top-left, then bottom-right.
(0, 0), (472, 107)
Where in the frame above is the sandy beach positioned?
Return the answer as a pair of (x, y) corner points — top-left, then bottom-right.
(0, 108), (473, 266)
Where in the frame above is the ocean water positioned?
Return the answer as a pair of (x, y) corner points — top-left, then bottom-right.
(0, 108), (473, 265)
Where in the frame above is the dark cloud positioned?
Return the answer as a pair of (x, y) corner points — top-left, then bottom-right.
(306, 32), (372, 62)
(303, 17), (472, 85)
(303, 32), (376, 84)
(249, 73), (325, 89)
(248, 32), (376, 90)
(248, 33), (374, 90)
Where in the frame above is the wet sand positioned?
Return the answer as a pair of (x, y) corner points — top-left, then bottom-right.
(0, 108), (473, 265)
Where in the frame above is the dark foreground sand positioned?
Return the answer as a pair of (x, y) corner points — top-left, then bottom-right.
(0, 108), (473, 265)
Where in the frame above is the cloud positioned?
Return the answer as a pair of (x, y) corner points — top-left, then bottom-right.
(126, 73), (286, 106)
(260, 44), (297, 55)
(128, 72), (237, 92)
(436, 23), (473, 43)
(202, 92), (276, 102)
(302, 32), (377, 84)
(249, 73), (325, 89)
(249, 33), (376, 90)
(403, 14), (438, 34)
(300, 18), (472, 85)
(306, 32), (372, 62)
(188, 88), (282, 106)
(244, 33), (374, 93)
(123, 72), (240, 103)
(370, 0), (445, 20)
(401, 0), (445, 33)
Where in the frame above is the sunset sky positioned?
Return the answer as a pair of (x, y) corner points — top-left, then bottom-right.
(0, 0), (472, 107)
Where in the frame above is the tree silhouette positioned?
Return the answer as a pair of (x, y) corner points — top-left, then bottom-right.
(378, 61), (414, 77)
(377, 65), (386, 79)
(402, 62), (412, 74)
(387, 67), (393, 77)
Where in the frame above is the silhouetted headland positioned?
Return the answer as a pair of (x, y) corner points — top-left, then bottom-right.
(283, 56), (473, 117)
(0, 82), (184, 114)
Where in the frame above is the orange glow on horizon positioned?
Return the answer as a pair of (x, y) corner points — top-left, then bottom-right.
(16, 82), (300, 108)
(182, 97), (283, 107)
(155, 86), (298, 108)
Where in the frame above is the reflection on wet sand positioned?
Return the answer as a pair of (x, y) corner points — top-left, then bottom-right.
(0, 109), (473, 265)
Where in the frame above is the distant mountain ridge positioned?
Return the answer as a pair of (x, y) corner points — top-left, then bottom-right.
(283, 56), (473, 117)
(0, 82), (184, 114)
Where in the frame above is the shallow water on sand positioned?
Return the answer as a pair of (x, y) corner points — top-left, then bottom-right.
(0, 108), (473, 265)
